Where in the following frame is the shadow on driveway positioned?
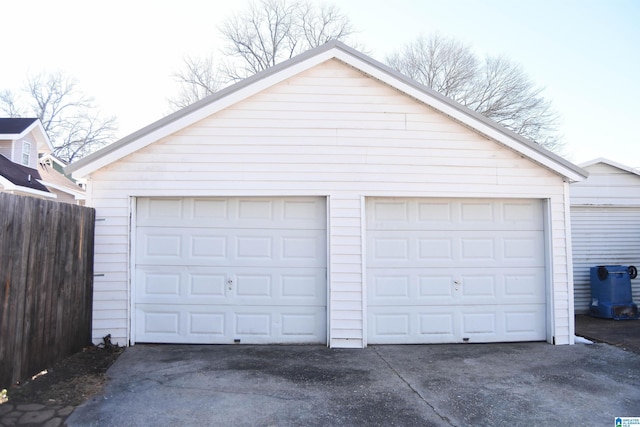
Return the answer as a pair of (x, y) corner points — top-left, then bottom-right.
(68, 342), (640, 426)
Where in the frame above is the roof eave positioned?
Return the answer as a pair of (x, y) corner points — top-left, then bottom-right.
(0, 176), (57, 199)
(579, 157), (640, 177)
(0, 119), (54, 153)
(66, 43), (340, 179)
(38, 180), (86, 199)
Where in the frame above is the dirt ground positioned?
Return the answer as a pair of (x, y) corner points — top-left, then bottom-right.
(1, 344), (124, 408)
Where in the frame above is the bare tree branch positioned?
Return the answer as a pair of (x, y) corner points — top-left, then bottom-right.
(387, 34), (563, 152)
(0, 71), (118, 162)
(169, 0), (357, 110)
(169, 54), (222, 110)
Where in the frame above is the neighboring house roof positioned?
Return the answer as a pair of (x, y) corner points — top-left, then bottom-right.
(0, 117), (38, 134)
(579, 157), (640, 177)
(66, 41), (587, 182)
(0, 154), (51, 194)
(0, 117), (54, 153)
(38, 158), (86, 201)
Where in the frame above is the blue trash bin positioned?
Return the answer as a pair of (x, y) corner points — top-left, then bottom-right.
(589, 265), (639, 320)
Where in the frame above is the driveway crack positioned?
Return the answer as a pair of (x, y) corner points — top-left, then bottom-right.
(373, 347), (455, 426)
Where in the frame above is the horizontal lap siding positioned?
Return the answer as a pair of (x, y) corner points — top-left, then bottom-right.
(88, 59), (569, 347)
(570, 164), (640, 314)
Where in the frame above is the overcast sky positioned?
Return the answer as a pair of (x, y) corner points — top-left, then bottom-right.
(2, 0), (638, 166)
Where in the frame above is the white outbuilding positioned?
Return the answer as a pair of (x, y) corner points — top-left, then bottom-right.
(570, 158), (640, 312)
(66, 42), (587, 348)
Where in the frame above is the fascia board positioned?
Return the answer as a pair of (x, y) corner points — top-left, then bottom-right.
(332, 49), (588, 183)
(32, 121), (55, 152)
(68, 49), (337, 180)
(579, 157), (640, 177)
(38, 180), (86, 199)
(0, 175), (14, 188)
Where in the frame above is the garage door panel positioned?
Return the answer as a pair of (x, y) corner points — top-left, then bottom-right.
(368, 304), (545, 344)
(135, 197), (327, 344)
(368, 306), (458, 344)
(136, 267), (228, 304)
(137, 266), (325, 306)
(368, 267), (545, 306)
(367, 197), (546, 344)
(234, 268), (326, 305)
(137, 197), (325, 230)
(136, 304), (326, 344)
(369, 231), (544, 268)
(137, 227), (325, 267)
(367, 199), (542, 231)
(461, 305), (546, 342)
(135, 305), (229, 344)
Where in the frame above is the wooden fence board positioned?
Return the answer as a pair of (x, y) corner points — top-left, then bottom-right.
(0, 193), (95, 388)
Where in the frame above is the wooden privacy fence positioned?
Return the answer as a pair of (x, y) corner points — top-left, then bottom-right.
(0, 193), (95, 388)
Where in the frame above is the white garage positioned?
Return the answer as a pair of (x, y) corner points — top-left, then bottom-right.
(66, 41), (587, 348)
(134, 197), (327, 344)
(367, 198), (546, 344)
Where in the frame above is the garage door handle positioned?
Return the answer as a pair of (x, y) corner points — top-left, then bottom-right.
(228, 278), (233, 290)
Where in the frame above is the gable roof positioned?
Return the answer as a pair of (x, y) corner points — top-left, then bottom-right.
(66, 41), (587, 182)
(37, 161), (85, 200)
(0, 154), (50, 193)
(579, 158), (640, 177)
(0, 117), (54, 153)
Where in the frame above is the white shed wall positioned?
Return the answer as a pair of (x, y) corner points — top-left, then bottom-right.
(570, 162), (640, 312)
(86, 59), (572, 347)
(571, 163), (640, 206)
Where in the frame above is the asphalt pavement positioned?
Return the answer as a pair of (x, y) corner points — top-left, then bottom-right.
(67, 341), (640, 426)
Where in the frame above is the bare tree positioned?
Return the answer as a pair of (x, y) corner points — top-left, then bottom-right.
(387, 34), (562, 152)
(170, 54), (222, 110)
(298, 2), (353, 47)
(169, 0), (356, 109)
(0, 71), (117, 163)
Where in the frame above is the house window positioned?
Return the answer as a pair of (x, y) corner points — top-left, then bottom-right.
(22, 141), (31, 166)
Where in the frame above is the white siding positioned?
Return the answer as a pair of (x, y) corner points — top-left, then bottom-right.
(0, 140), (12, 160)
(87, 59), (572, 347)
(570, 162), (640, 313)
(571, 162), (640, 206)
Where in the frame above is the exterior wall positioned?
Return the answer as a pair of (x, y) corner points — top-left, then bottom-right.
(47, 188), (77, 204)
(571, 163), (640, 206)
(8, 134), (38, 168)
(86, 59), (572, 347)
(570, 162), (640, 312)
(0, 140), (12, 160)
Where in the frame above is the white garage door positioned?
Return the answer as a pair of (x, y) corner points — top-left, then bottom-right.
(367, 198), (546, 344)
(134, 197), (327, 344)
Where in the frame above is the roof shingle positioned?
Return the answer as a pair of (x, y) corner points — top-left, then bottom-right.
(0, 118), (38, 134)
(0, 154), (50, 192)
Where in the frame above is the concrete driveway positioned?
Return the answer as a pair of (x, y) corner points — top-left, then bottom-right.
(67, 342), (640, 426)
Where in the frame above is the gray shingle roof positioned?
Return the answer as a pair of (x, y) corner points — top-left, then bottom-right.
(0, 118), (38, 134)
(0, 154), (50, 192)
